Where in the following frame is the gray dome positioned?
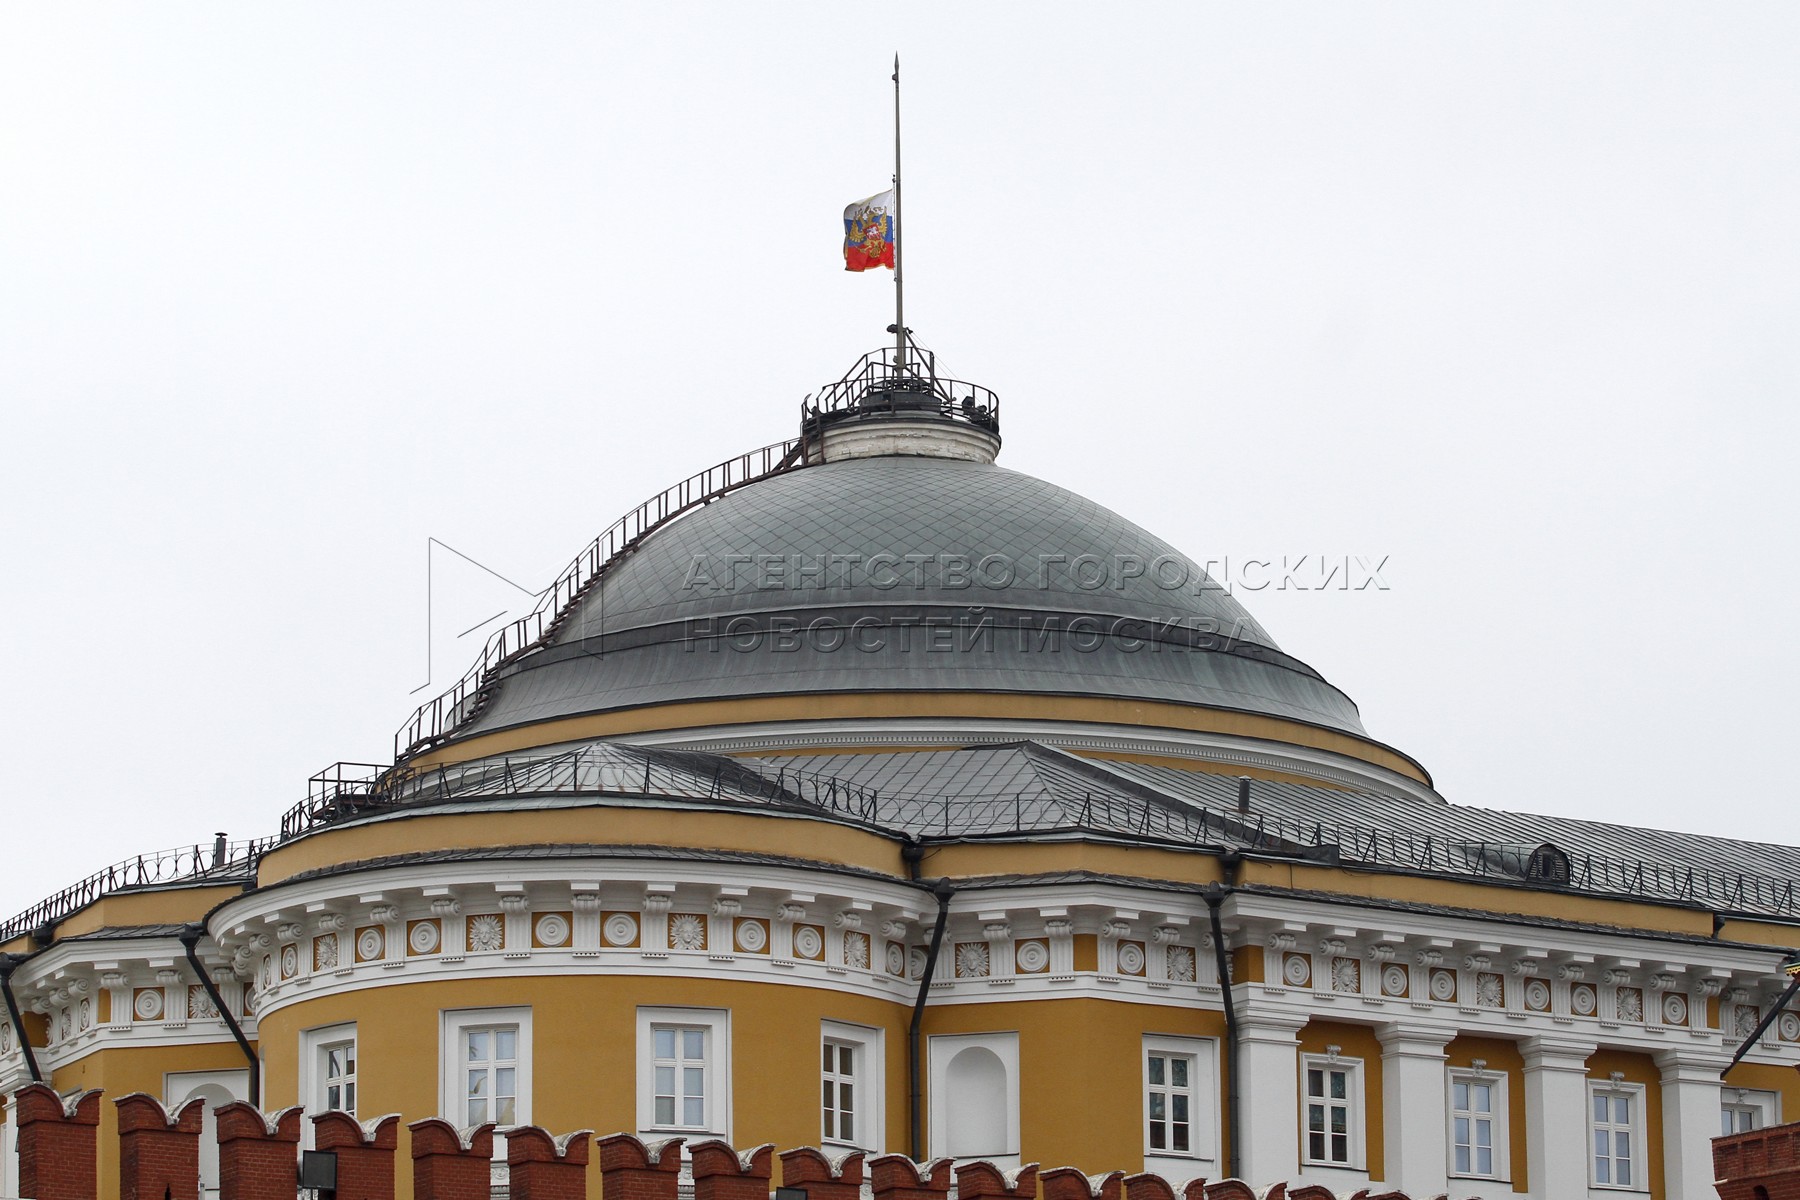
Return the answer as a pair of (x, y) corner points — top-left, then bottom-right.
(460, 455), (1369, 739)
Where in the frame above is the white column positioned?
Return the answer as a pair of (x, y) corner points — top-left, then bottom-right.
(1656, 1047), (1727, 1200)
(1521, 1035), (1596, 1200)
(1377, 1023), (1453, 1198)
(1237, 1011), (1305, 1184)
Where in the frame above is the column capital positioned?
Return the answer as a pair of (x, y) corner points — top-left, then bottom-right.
(1235, 1010), (1306, 1044)
(1653, 1046), (1731, 1082)
(1521, 1034), (1597, 1073)
(1375, 1021), (1455, 1057)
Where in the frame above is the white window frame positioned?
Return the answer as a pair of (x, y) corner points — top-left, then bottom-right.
(1588, 1080), (1647, 1192)
(300, 1023), (358, 1116)
(636, 1007), (731, 1140)
(1299, 1053), (1366, 1171)
(928, 1031), (1021, 1166)
(1445, 1068), (1509, 1182)
(439, 1008), (533, 1133)
(298, 1024), (357, 1149)
(821, 1020), (885, 1151)
(1722, 1087), (1781, 1136)
(1142, 1034), (1220, 1170)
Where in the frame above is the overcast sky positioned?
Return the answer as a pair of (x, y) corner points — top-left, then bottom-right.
(3, 5), (1797, 915)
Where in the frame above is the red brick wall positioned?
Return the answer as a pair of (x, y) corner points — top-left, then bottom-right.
(15, 1083), (101, 1200)
(690, 1138), (773, 1200)
(408, 1117), (495, 1200)
(778, 1147), (865, 1200)
(115, 1093), (203, 1200)
(868, 1153), (952, 1200)
(214, 1103), (302, 1200)
(1716, 1121), (1800, 1199)
(312, 1111), (400, 1200)
(597, 1133), (685, 1200)
(507, 1125), (593, 1200)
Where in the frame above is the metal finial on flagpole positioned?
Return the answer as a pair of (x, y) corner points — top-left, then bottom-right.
(892, 53), (905, 378)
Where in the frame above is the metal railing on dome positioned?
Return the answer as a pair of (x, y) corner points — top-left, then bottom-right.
(0, 838), (278, 942)
(278, 746), (888, 840)
(392, 437), (808, 760)
(802, 340), (999, 433)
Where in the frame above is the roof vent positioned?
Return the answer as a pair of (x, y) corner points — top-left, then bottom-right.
(1526, 842), (1572, 886)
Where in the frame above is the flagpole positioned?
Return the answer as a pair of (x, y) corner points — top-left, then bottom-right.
(892, 53), (905, 377)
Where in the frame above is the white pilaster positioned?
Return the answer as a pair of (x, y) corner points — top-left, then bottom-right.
(1656, 1047), (1728, 1200)
(1377, 1023), (1452, 1198)
(1237, 1010), (1305, 1184)
(1521, 1035), (1596, 1200)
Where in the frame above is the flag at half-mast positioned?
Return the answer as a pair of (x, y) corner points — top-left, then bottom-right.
(843, 190), (896, 272)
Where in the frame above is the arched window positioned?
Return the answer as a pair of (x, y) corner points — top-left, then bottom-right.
(1526, 842), (1571, 885)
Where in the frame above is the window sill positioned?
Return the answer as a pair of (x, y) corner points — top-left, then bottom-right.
(643, 1127), (726, 1140)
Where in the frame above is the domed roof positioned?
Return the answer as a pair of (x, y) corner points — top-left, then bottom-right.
(561, 456), (1276, 644)
(456, 453), (1371, 740)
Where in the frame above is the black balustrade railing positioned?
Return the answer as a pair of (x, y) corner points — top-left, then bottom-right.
(0, 838), (277, 942)
(802, 342), (999, 433)
(13, 761), (1800, 945)
(393, 438), (806, 759)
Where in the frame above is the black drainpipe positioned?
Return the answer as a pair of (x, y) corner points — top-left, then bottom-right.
(903, 840), (955, 1162)
(1202, 849), (1244, 1180)
(178, 925), (259, 1103)
(0, 954), (43, 1083)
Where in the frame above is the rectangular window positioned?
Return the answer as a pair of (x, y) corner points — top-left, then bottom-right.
(1450, 1078), (1494, 1177)
(462, 1024), (519, 1127)
(299, 1022), (358, 1142)
(1445, 1069), (1509, 1182)
(1142, 1035), (1218, 1167)
(823, 1039), (857, 1143)
(322, 1038), (357, 1115)
(1722, 1088), (1780, 1135)
(637, 1007), (731, 1139)
(1146, 1050), (1195, 1154)
(651, 1025), (708, 1128)
(1590, 1085), (1640, 1189)
(821, 1020), (884, 1150)
(1306, 1066), (1353, 1164)
(439, 1007), (532, 1143)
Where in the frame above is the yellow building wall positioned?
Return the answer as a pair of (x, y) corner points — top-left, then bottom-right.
(403, 692), (1432, 784)
(1723, 1059), (1800, 1127)
(1297, 1020), (1385, 1181)
(1444, 1034), (1528, 1193)
(258, 975), (913, 1200)
(47, 884), (240, 939)
(1586, 1048), (1664, 1199)
(257, 806), (907, 884)
(918, 997), (1230, 1176)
